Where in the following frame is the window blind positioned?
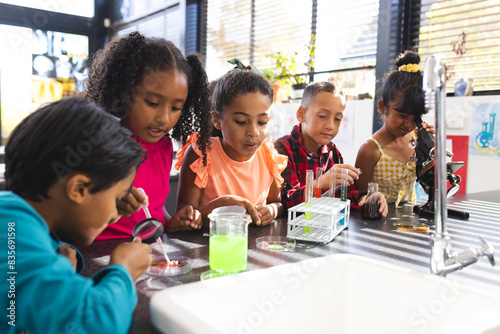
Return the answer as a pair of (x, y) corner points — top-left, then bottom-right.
(413, 0), (500, 93)
(253, 0), (311, 74)
(113, 2), (183, 53)
(315, 0), (379, 72)
(204, 0), (379, 82)
(206, 0), (252, 80)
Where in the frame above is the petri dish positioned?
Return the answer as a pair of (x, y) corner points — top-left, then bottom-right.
(147, 257), (192, 276)
(200, 270), (236, 281)
(256, 236), (296, 252)
(394, 223), (429, 233)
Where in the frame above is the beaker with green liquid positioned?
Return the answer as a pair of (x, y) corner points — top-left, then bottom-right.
(208, 212), (251, 273)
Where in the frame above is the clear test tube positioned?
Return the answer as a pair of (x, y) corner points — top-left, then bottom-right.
(315, 166), (323, 198)
(329, 166), (337, 198)
(304, 170), (314, 222)
(340, 168), (348, 201)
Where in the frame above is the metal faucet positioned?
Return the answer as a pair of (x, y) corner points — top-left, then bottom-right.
(423, 55), (495, 276)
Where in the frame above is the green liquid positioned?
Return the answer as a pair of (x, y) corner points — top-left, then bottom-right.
(209, 235), (248, 272)
(340, 185), (347, 201)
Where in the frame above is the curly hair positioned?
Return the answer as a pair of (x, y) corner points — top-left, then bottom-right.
(85, 32), (211, 164)
(211, 70), (273, 137)
(379, 50), (426, 117)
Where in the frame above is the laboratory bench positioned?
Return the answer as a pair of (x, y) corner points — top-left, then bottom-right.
(76, 190), (500, 334)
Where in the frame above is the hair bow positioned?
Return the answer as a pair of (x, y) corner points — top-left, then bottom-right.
(227, 58), (262, 75)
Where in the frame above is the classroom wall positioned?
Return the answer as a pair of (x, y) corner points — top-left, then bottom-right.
(271, 96), (500, 194)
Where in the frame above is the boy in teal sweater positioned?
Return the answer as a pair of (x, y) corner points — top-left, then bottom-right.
(0, 97), (152, 334)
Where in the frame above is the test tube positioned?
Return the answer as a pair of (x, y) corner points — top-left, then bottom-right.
(315, 166), (323, 198)
(329, 166), (337, 198)
(304, 170), (314, 223)
(340, 169), (348, 202)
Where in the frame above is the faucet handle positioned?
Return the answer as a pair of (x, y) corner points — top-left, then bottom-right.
(479, 236), (495, 266)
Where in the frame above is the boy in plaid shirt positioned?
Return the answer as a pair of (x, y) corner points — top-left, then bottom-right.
(274, 82), (388, 216)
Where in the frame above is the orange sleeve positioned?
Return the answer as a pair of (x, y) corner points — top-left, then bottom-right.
(174, 132), (211, 188)
(261, 137), (288, 187)
(174, 133), (197, 170)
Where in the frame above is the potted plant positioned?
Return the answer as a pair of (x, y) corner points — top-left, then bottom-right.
(265, 51), (305, 102)
(262, 69), (282, 103)
(265, 35), (316, 101)
(292, 35), (316, 98)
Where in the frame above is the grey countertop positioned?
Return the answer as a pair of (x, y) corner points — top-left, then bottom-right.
(76, 190), (500, 334)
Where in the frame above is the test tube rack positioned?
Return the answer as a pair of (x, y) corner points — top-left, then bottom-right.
(286, 197), (350, 244)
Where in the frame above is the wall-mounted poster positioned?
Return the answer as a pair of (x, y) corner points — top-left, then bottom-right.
(447, 135), (468, 195)
(469, 103), (500, 156)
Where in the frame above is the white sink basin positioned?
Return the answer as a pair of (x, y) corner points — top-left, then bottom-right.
(150, 254), (500, 334)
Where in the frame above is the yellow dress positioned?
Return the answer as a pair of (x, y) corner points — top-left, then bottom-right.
(369, 137), (416, 206)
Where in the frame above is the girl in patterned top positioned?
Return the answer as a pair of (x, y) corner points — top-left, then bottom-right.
(176, 69), (288, 226)
(355, 51), (434, 206)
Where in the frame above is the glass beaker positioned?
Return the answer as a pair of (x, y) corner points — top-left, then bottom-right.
(361, 182), (383, 220)
(207, 212), (251, 273)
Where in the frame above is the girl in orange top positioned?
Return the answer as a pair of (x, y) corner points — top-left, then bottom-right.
(175, 69), (287, 227)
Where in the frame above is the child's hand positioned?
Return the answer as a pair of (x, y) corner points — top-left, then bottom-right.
(322, 164), (361, 188)
(168, 206), (203, 231)
(116, 187), (148, 218)
(110, 237), (152, 281)
(421, 121), (435, 135)
(57, 243), (77, 269)
(212, 195), (262, 226)
(358, 193), (389, 217)
(255, 204), (276, 226)
(234, 199), (262, 225)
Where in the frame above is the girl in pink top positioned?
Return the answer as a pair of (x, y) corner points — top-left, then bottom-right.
(85, 32), (212, 236)
(176, 70), (288, 226)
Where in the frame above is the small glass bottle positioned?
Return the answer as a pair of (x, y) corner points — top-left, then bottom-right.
(361, 182), (383, 220)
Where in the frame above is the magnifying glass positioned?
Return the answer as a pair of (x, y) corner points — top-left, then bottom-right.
(132, 188), (192, 276)
(132, 218), (164, 244)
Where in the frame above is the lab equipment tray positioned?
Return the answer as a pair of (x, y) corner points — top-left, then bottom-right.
(287, 197), (350, 244)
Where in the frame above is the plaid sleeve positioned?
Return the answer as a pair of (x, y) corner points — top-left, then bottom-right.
(347, 184), (366, 211)
(274, 138), (304, 209)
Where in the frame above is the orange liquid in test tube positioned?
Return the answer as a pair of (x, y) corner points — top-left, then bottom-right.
(315, 166), (323, 198)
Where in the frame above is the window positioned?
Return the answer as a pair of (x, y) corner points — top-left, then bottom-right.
(112, 1), (184, 53)
(413, 0), (500, 93)
(0, 0), (94, 18)
(315, 0), (378, 72)
(204, 0), (380, 87)
(205, 0), (252, 79)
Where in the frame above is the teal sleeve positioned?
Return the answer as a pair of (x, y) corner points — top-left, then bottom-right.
(0, 192), (137, 334)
